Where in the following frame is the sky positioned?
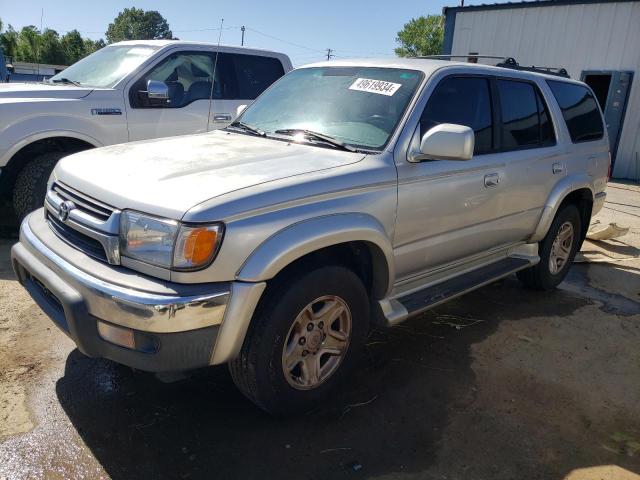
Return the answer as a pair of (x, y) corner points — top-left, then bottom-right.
(0, 0), (502, 66)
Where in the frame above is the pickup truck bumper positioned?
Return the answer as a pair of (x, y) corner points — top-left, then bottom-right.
(11, 211), (266, 371)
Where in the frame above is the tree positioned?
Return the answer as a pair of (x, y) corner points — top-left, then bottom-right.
(40, 29), (66, 64)
(60, 30), (86, 64)
(395, 15), (444, 57)
(0, 22), (18, 60)
(106, 8), (172, 43)
(17, 26), (41, 62)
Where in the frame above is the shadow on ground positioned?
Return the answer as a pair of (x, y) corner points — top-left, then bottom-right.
(54, 276), (632, 480)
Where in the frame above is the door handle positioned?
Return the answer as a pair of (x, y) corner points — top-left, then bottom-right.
(212, 114), (232, 122)
(552, 162), (564, 174)
(484, 173), (500, 188)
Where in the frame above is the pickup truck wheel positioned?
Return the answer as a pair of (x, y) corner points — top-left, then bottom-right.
(13, 152), (65, 222)
(517, 204), (582, 291)
(229, 265), (369, 415)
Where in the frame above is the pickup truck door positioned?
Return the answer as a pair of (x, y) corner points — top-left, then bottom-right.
(125, 50), (287, 141)
(394, 75), (511, 283)
(125, 51), (224, 141)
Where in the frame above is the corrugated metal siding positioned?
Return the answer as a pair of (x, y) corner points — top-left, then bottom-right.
(451, 1), (640, 179)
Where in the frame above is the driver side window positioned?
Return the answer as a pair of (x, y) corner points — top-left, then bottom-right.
(130, 52), (230, 108)
(420, 76), (494, 155)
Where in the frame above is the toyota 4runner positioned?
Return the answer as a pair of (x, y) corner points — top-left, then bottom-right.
(11, 58), (609, 414)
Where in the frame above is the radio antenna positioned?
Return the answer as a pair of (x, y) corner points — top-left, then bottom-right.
(207, 18), (224, 131)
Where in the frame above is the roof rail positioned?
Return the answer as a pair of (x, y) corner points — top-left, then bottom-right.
(496, 57), (570, 78)
(413, 54), (571, 78)
(414, 54), (507, 61)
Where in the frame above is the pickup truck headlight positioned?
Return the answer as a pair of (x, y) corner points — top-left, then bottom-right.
(120, 211), (223, 270)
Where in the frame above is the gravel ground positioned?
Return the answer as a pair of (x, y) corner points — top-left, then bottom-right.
(0, 181), (639, 480)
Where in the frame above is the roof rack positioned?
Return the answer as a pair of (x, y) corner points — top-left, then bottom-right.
(496, 57), (570, 78)
(413, 54), (570, 78)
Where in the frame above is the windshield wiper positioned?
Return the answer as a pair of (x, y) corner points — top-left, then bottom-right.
(274, 129), (356, 152)
(50, 77), (82, 87)
(227, 121), (266, 137)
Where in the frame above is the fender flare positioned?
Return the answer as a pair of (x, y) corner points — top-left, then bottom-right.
(1, 129), (102, 169)
(236, 213), (395, 297)
(530, 174), (594, 242)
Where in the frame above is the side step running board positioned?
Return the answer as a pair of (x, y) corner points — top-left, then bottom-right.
(398, 257), (532, 317)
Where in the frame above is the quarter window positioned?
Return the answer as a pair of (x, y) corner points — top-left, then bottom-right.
(497, 80), (555, 149)
(421, 76), (494, 155)
(547, 80), (604, 142)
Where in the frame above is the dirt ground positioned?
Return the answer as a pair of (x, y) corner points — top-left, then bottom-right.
(0, 182), (639, 480)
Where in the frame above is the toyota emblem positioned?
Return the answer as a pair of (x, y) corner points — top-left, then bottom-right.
(57, 200), (75, 222)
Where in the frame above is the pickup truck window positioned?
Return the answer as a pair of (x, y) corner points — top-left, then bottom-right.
(237, 66), (423, 150)
(131, 52), (221, 108)
(547, 80), (604, 143)
(49, 45), (160, 88)
(230, 54), (285, 100)
(497, 79), (556, 150)
(420, 76), (493, 155)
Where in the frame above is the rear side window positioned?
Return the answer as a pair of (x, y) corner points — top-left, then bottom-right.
(547, 80), (604, 142)
(230, 54), (285, 100)
(421, 76), (493, 155)
(497, 79), (556, 149)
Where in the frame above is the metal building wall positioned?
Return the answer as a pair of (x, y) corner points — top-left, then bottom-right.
(449, 1), (640, 180)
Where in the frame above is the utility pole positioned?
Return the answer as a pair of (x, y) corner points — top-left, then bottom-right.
(326, 48), (334, 61)
(241, 26), (245, 46)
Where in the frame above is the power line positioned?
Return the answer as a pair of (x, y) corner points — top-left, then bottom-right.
(244, 26), (324, 52)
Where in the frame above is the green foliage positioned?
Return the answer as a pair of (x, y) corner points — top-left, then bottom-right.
(106, 8), (172, 43)
(0, 23), (19, 60)
(395, 15), (444, 57)
(0, 18), (106, 65)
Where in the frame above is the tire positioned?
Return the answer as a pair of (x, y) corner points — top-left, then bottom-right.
(13, 151), (66, 222)
(517, 204), (582, 290)
(229, 264), (369, 416)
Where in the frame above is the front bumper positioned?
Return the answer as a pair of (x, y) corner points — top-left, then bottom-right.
(11, 211), (265, 371)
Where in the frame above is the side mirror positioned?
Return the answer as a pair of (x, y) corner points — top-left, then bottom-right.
(146, 79), (169, 103)
(236, 104), (248, 116)
(409, 123), (475, 162)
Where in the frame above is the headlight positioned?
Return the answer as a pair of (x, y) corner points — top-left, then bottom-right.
(120, 211), (223, 270)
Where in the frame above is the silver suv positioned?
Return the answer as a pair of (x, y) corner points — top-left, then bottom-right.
(11, 58), (609, 414)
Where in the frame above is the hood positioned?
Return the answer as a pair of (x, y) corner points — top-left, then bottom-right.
(54, 131), (366, 220)
(0, 82), (92, 99)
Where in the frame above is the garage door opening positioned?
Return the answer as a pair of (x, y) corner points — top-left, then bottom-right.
(583, 74), (611, 111)
(581, 70), (633, 168)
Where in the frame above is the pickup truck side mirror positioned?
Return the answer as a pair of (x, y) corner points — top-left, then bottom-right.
(409, 123), (475, 162)
(236, 104), (248, 116)
(146, 79), (169, 104)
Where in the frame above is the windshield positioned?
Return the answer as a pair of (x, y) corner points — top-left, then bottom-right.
(49, 45), (160, 88)
(237, 66), (424, 150)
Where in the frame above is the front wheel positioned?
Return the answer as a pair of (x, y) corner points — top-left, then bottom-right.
(229, 265), (369, 415)
(13, 152), (66, 222)
(517, 204), (582, 290)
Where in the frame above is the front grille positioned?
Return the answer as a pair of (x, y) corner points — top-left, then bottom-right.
(47, 213), (109, 262)
(53, 182), (115, 221)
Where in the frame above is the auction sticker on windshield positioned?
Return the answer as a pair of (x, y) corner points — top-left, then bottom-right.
(349, 78), (401, 96)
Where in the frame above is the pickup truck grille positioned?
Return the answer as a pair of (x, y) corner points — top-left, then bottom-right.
(47, 212), (109, 263)
(52, 182), (115, 221)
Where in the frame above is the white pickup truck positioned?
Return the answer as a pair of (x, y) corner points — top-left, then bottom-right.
(0, 40), (292, 221)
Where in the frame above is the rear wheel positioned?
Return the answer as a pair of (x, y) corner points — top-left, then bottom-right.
(517, 204), (582, 290)
(13, 151), (66, 222)
(229, 264), (369, 415)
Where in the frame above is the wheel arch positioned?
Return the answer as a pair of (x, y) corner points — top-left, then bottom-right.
(236, 213), (395, 300)
(530, 175), (594, 243)
(1, 132), (99, 195)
